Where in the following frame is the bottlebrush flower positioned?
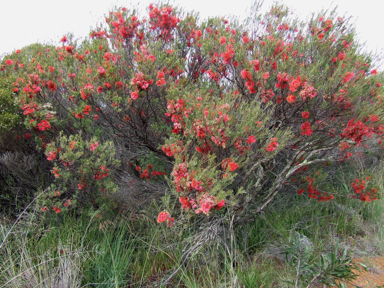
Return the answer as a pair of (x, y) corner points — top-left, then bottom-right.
(247, 135), (256, 144)
(266, 138), (279, 152)
(131, 91), (139, 100)
(157, 210), (174, 226)
(229, 161), (239, 171)
(89, 142), (98, 151)
(37, 120), (51, 131)
(287, 94), (296, 103)
(301, 121), (313, 136)
(47, 151), (57, 161)
(69, 141), (76, 149)
(212, 200), (225, 210)
(343, 72), (355, 84)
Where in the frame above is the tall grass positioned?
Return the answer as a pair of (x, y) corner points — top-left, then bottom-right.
(1, 157), (384, 287)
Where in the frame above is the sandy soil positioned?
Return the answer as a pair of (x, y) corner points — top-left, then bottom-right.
(343, 256), (384, 287)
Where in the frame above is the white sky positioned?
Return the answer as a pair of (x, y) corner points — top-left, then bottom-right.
(2, 0), (384, 67)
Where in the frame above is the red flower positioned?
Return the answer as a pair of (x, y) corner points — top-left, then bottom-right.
(220, 37), (226, 45)
(69, 141), (76, 149)
(301, 121), (313, 136)
(343, 72), (355, 84)
(104, 82), (112, 89)
(65, 46), (73, 54)
(262, 72), (269, 79)
(47, 80), (57, 92)
(212, 200), (225, 210)
(287, 94), (296, 103)
(371, 69), (378, 75)
(156, 78), (166, 86)
(61, 36), (67, 43)
(131, 91), (139, 100)
(47, 151), (57, 161)
(98, 66), (106, 77)
(90, 142), (98, 151)
(302, 111), (310, 119)
(289, 77), (301, 92)
(247, 135), (256, 144)
(37, 120), (51, 131)
(266, 138), (279, 152)
(157, 210), (174, 226)
(83, 105), (92, 115)
(242, 36), (249, 43)
(229, 161), (239, 171)
(179, 196), (191, 210)
(5, 59), (13, 66)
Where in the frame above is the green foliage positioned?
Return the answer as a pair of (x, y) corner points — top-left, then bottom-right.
(282, 234), (359, 287)
(0, 77), (23, 135)
(38, 132), (120, 213)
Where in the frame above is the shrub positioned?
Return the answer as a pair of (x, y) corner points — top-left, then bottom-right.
(1, 2), (383, 222)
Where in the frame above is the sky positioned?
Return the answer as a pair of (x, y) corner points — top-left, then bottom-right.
(2, 0), (383, 67)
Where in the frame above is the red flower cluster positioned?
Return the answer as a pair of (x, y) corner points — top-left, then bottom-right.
(341, 119), (373, 145)
(287, 94), (296, 103)
(81, 83), (94, 99)
(342, 72), (355, 84)
(22, 103), (37, 116)
(221, 158), (239, 172)
(351, 177), (378, 202)
(302, 111), (310, 119)
(156, 70), (166, 86)
(301, 121), (313, 136)
(240, 69), (256, 94)
(93, 166), (110, 180)
(130, 72), (153, 99)
(157, 210), (174, 226)
(148, 5), (180, 41)
(89, 142), (98, 151)
(37, 120), (51, 131)
(47, 150), (57, 161)
(266, 138), (279, 152)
